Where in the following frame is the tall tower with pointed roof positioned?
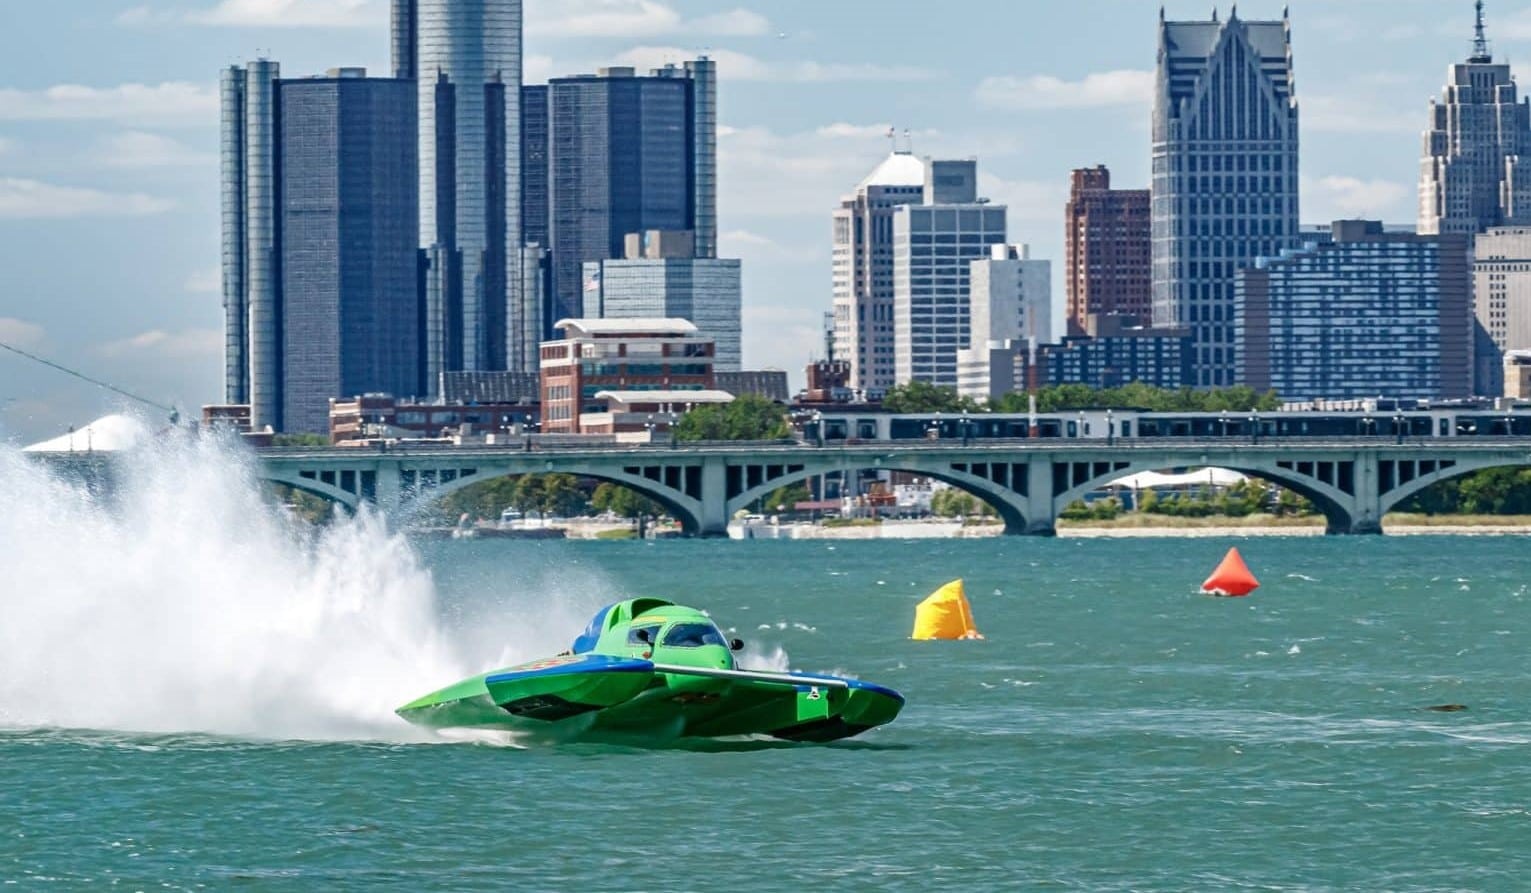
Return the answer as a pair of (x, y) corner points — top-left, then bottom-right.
(1419, 1), (1531, 236)
(1151, 6), (1298, 388)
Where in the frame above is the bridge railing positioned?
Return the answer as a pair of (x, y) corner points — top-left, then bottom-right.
(249, 434), (1531, 461)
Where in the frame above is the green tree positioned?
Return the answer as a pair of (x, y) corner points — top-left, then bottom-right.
(1059, 499), (1093, 521)
(591, 482), (664, 523)
(436, 476), (520, 522)
(673, 394), (790, 442)
(760, 481), (811, 513)
(507, 473), (586, 519)
(1011, 383), (1281, 413)
(272, 433), (330, 447)
(881, 381), (981, 413)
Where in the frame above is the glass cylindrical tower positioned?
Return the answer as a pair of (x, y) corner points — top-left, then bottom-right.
(415, 0), (522, 380)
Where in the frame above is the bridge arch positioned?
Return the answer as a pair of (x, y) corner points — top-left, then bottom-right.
(725, 457), (1032, 534)
(1053, 457), (1363, 534)
(1377, 453), (1531, 516)
(262, 469), (361, 513)
(401, 465), (708, 535)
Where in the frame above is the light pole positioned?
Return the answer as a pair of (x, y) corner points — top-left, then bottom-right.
(1249, 412), (1259, 445)
(959, 412), (971, 446)
(1395, 412), (1406, 444)
(1105, 408), (1114, 446)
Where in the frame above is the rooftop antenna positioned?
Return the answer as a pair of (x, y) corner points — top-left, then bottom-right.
(886, 125), (897, 153)
(1472, 0), (1493, 63)
(903, 128), (912, 154)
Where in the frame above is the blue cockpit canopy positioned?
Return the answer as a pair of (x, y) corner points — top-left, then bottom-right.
(571, 603), (616, 654)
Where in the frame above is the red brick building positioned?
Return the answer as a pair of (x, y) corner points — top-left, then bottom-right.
(1065, 165), (1151, 335)
(539, 319), (716, 434)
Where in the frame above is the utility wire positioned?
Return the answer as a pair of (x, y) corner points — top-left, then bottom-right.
(0, 339), (178, 417)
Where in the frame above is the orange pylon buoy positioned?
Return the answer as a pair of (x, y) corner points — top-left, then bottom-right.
(1201, 547), (1260, 597)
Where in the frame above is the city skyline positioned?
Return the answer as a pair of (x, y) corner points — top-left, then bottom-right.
(0, 0), (1521, 441)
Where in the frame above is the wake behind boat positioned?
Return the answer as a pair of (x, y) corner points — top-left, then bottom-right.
(397, 598), (904, 743)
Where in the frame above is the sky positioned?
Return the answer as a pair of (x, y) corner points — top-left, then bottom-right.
(0, 0), (1524, 442)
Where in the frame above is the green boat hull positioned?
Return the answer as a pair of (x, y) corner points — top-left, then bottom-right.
(397, 598), (905, 743)
(398, 654), (903, 743)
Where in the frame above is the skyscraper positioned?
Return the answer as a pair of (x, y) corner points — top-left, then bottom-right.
(1420, 1), (1531, 236)
(831, 150), (927, 393)
(1065, 165), (1150, 334)
(1151, 7), (1298, 387)
(892, 159), (1008, 387)
(221, 64), (420, 433)
(542, 61), (716, 335)
(1472, 226), (1531, 394)
(392, 0), (522, 388)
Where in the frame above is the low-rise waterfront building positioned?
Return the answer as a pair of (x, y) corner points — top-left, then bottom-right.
(716, 370), (789, 402)
(328, 392), (536, 444)
(576, 390), (735, 435)
(539, 318), (715, 434)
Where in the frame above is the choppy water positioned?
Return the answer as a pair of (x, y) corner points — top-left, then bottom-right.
(4, 438), (1531, 890)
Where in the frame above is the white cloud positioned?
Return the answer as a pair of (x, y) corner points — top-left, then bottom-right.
(975, 70), (1153, 110)
(184, 268), (222, 294)
(527, 1), (768, 38)
(718, 121), (1004, 219)
(720, 229), (821, 263)
(741, 304), (823, 370)
(978, 173), (1068, 224)
(99, 328), (222, 359)
(525, 54), (556, 85)
(98, 131), (215, 169)
(1497, 7), (1531, 40)
(0, 317), (45, 348)
(613, 47), (936, 83)
(814, 122), (939, 141)
(0, 82), (216, 125)
(0, 179), (176, 219)
(717, 124), (882, 217)
(1304, 95), (1420, 134)
(187, 0), (383, 27)
(687, 9), (771, 37)
(1303, 175), (1412, 221)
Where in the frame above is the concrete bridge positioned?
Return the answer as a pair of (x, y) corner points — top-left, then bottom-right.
(249, 438), (1531, 536)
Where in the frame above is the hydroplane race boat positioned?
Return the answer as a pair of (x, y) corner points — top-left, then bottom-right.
(397, 598), (904, 743)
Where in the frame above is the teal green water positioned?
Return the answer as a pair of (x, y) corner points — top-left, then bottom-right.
(7, 535), (1531, 891)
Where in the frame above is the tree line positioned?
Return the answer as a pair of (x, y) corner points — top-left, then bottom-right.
(880, 381), (1282, 414)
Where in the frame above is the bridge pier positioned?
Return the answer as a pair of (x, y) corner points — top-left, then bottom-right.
(1339, 453), (1385, 535)
(697, 457), (730, 537)
(374, 462), (403, 515)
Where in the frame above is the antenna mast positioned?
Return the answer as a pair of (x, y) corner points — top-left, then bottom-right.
(1471, 0), (1493, 63)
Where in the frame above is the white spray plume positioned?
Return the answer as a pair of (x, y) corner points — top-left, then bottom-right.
(0, 427), (466, 740)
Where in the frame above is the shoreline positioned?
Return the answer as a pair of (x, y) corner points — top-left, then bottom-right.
(730, 515), (1531, 540)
